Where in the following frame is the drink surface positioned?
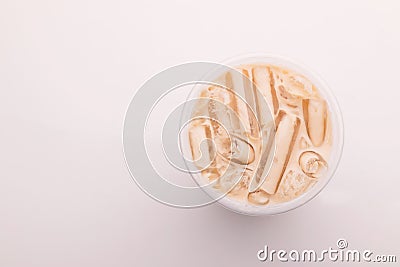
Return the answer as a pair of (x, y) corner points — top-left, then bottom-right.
(188, 64), (332, 206)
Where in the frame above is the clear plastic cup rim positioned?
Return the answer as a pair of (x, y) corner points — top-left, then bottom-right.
(187, 54), (344, 216)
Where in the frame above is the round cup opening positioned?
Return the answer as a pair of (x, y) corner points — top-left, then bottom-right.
(185, 54), (344, 215)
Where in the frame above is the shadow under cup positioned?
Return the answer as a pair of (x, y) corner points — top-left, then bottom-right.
(181, 55), (344, 216)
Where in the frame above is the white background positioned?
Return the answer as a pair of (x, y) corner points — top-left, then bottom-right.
(1, 0), (399, 266)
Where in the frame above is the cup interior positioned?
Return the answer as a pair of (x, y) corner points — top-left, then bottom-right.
(184, 55), (344, 215)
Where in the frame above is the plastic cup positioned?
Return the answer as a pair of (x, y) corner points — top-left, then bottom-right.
(184, 54), (344, 215)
